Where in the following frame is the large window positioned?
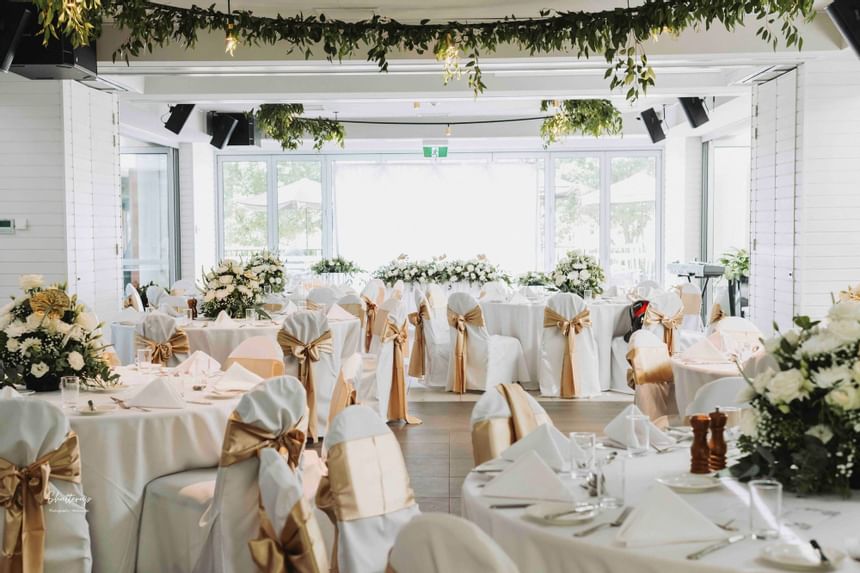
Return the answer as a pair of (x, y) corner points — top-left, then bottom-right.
(707, 143), (750, 260)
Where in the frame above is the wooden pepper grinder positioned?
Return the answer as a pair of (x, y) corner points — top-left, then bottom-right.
(187, 297), (198, 320)
(708, 408), (728, 471)
(690, 415), (711, 474)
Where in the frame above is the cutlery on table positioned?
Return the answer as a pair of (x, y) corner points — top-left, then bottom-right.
(110, 396), (150, 412)
(489, 503), (535, 509)
(714, 519), (737, 532)
(686, 534), (745, 560)
(573, 506), (632, 537)
(542, 504), (597, 521)
(185, 399), (213, 406)
(810, 539), (829, 564)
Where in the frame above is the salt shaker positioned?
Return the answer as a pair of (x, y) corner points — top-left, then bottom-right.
(708, 408), (728, 471)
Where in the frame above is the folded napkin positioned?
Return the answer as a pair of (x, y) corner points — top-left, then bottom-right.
(126, 377), (185, 409)
(604, 404), (675, 448)
(680, 336), (727, 363)
(0, 386), (21, 399)
(216, 362), (263, 392)
(327, 304), (356, 321)
(117, 307), (144, 323)
(483, 450), (573, 502)
(174, 351), (221, 376)
(617, 485), (728, 547)
(507, 293), (530, 305)
(500, 423), (567, 471)
(213, 310), (237, 327)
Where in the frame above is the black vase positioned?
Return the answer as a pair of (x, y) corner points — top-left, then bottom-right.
(25, 374), (61, 392)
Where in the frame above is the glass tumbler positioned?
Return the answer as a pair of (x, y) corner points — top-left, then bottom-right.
(60, 376), (80, 410)
(749, 479), (782, 540)
(569, 432), (596, 478)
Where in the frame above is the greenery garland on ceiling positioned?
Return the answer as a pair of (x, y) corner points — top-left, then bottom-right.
(254, 104), (345, 150)
(539, 100), (623, 146)
(39, 0), (813, 102)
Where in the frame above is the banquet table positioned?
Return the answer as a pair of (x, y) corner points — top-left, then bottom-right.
(671, 358), (741, 416)
(30, 367), (238, 573)
(480, 299), (629, 391)
(462, 449), (860, 573)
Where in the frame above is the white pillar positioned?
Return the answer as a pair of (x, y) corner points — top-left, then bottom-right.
(178, 142), (216, 280)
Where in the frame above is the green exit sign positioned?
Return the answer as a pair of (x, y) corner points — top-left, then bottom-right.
(423, 145), (448, 158)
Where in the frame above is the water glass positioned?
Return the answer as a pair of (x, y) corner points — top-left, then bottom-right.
(595, 453), (626, 509)
(183, 308), (194, 323)
(569, 432), (596, 477)
(626, 414), (651, 456)
(749, 479), (782, 539)
(136, 348), (153, 372)
(584, 289), (594, 301)
(60, 376), (80, 410)
(245, 308), (258, 322)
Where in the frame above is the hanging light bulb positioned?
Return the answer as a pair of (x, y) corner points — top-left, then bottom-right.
(224, 0), (239, 56)
(445, 124), (452, 137)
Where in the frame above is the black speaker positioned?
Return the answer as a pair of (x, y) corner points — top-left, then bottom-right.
(164, 104), (195, 134)
(216, 112), (259, 146)
(639, 108), (666, 143)
(0, 2), (33, 72)
(828, 0), (860, 57)
(207, 113), (239, 149)
(678, 97), (709, 128)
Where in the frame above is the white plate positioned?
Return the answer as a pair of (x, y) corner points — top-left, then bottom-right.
(655, 473), (722, 493)
(76, 404), (119, 416)
(760, 543), (845, 571)
(524, 502), (598, 526)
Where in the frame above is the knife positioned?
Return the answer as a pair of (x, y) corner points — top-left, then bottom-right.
(687, 534), (745, 560)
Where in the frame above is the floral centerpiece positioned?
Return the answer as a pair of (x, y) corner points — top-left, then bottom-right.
(517, 271), (551, 287)
(719, 248), (750, 282)
(200, 259), (264, 319)
(551, 251), (605, 297)
(731, 300), (860, 495)
(247, 250), (285, 293)
(373, 254), (507, 286)
(445, 256), (507, 285)
(0, 275), (118, 392)
(311, 256), (362, 275)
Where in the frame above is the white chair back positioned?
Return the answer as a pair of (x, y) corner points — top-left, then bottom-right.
(136, 312), (187, 366)
(445, 292), (491, 391)
(538, 292), (600, 398)
(307, 287), (338, 310)
(675, 282), (704, 332)
(361, 279), (386, 307)
(643, 291), (684, 353)
(146, 284), (166, 307)
(390, 280), (405, 300)
(358, 300), (407, 418)
(411, 291), (449, 387)
(470, 385), (552, 428)
(479, 281), (511, 303)
(158, 294), (189, 317)
(229, 336), (283, 361)
(685, 376), (749, 416)
(424, 284), (447, 310)
(125, 283), (144, 312)
(171, 279), (197, 295)
(627, 329), (677, 421)
(634, 280), (662, 299)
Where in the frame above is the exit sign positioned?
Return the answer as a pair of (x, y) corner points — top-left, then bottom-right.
(423, 145), (448, 158)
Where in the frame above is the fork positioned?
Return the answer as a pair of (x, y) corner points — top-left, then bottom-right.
(573, 506), (632, 537)
(111, 396), (150, 412)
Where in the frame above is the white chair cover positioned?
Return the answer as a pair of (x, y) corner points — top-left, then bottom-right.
(424, 284), (448, 312)
(470, 384), (553, 428)
(307, 287), (339, 310)
(135, 311), (188, 366)
(538, 293), (600, 398)
(413, 289), (451, 388)
(225, 335), (285, 378)
(643, 291), (685, 353)
(390, 280), (405, 300)
(479, 281), (511, 303)
(0, 400), (92, 573)
(708, 316), (763, 353)
(159, 294), (189, 317)
(361, 279), (386, 307)
(445, 292), (528, 392)
(145, 284), (166, 308)
(356, 299), (406, 418)
(685, 376), (749, 416)
(710, 284), (733, 324)
(124, 283), (144, 312)
(675, 282), (704, 332)
(137, 376), (308, 573)
(633, 280), (662, 299)
(323, 406), (420, 573)
(388, 513), (518, 573)
(337, 294), (364, 319)
(171, 279), (197, 295)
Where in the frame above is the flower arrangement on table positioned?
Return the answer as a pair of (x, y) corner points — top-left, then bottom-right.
(551, 251), (605, 297)
(730, 299), (860, 496)
(719, 248), (750, 282)
(311, 256), (362, 275)
(373, 254), (507, 286)
(200, 259), (265, 319)
(246, 250), (285, 293)
(0, 275), (119, 392)
(517, 271), (552, 287)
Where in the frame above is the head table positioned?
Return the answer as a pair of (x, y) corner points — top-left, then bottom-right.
(462, 448), (860, 573)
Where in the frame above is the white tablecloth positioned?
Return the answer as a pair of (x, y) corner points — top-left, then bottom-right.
(671, 359), (741, 415)
(31, 368), (238, 573)
(462, 449), (860, 573)
(480, 300), (629, 391)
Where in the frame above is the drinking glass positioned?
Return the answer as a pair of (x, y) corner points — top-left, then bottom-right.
(584, 289), (594, 301)
(136, 348), (153, 372)
(595, 453), (626, 509)
(183, 308), (194, 323)
(245, 308), (258, 322)
(749, 479), (782, 540)
(60, 376), (80, 410)
(626, 414), (650, 456)
(569, 432), (596, 478)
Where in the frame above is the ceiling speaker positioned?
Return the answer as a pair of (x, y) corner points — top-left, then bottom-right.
(639, 108), (666, 143)
(828, 0), (860, 57)
(164, 104), (195, 134)
(678, 97), (710, 128)
(207, 113), (239, 149)
(0, 2), (33, 72)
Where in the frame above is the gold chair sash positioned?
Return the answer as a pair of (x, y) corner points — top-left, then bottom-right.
(383, 320), (421, 425)
(673, 288), (703, 317)
(123, 294), (135, 309)
(219, 412), (306, 470)
(406, 302), (431, 378)
(305, 300), (321, 311)
(709, 303), (725, 325)
(338, 303), (366, 328)
(224, 357), (286, 380)
(277, 330), (334, 441)
(0, 432), (81, 573)
(643, 307), (683, 353)
(543, 307), (592, 398)
(446, 305), (485, 394)
(135, 328), (190, 364)
(626, 346), (674, 388)
(361, 296), (378, 353)
(471, 384), (538, 466)
(262, 303), (285, 313)
(496, 383), (537, 440)
(249, 497), (329, 573)
(327, 372), (357, 431)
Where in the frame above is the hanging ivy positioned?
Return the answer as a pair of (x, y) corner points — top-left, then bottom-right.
(539, 100), (623, 145)
(35, 0), (813, 102)
(254, 104), (345, 150)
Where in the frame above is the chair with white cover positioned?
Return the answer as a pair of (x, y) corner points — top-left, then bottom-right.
(0, 399), (92, 573)
(708, 316), (763, 354)
(137, 376), (308, 573)
(315, 405), (420, 573)
(642, 291), (686, 354)
(390, 280), (405, 300)
(360, 280), (386, 354)
(124, 283), (144, 311)
(424, 283), (448, 312)
(685, 376), (749, 417)
(479, 281), (511, 302)
(135, 312), (190, 366)
(539, 293), (600, 398)
(446, 292), (528, 393)
(408, 289), (451, 388)
(146, 284), (166, 308)
(224, 335), (286, 379)
(386, 514), (518, 573)
(626, 330), (678, 421)
(675, 282), (704, 332)
(709, 284), (732, 325)
(633, 280), (662, 299)
(278, 310), (338, 441)
(337, 293), (366, 328)
(307, 287), (338, 311)
(171, 278), (197, 295)
(159, 294), (190, 317)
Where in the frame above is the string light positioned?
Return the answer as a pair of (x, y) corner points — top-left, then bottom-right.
(225, 0), (239, 55)
(445, 124), (452, 137)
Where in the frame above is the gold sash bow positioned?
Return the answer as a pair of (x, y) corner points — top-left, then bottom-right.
(709, 303), (725, 325)
(249, 497), (329, 573)
(135, 329), (190, 365)
(361, 296), (378, 353)
(543, 307), (591, 398)
(471, 384), (538, 465)
(327, 372), (357, 431)
(446, 305), (485, 394)
(219, 413), (306, 470)
(626, 346), (674, 388)
(123, 294), (135, 309)
(338, 303), (366, 328)
(672, 287), (703, 317)
(407, 302), (431, 378)
(305, 300), (321, 311)
(643, 307), (683, 354)
(0, 432), (81, 573)
(278, 330), (334, 441)
(383, 321), (421, 425)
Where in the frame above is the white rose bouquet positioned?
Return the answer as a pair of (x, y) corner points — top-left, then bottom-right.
(551, 251), (605, 297)
(200, 260), (264, 318)
(311, 256), (362, 275)
(0, 275), (118, 391)
(373, 255), (507, 286)
(731, 299), (860, 495)
(246, 250), (285, 293)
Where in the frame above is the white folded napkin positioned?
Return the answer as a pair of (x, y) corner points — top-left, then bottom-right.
(327, 304), (356, 321)
(213, 310), (237, 327)
(617, 485), (728, 547)
(126, 377), (185, 409)
(216, 362), (263, 392)
(174, 351), (221, 376)
(482, 450), (573, 502)
(604, 404), (675, 448)
(507, 293), (530, 305)
(500, 423), (568, 471)
(0, 386), (21, 399)
(681, 336), (727, 363)
(117, 307), (144, 323)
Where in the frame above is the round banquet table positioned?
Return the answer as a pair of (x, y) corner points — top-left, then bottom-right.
(29, 367), (238, 573)
(462, 449), (860, 573)
(671, 358), (741, 416)
(480, 299), (629, 391)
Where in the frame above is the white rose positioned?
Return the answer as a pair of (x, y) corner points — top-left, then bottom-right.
(5, 323), (25, 339)
(67, 351), (85, 371)
(554, 275), (564, 287)
(826, 320), (860, 342)
(782, 330), (800, 345)
(825, 384), (860, 410)
(799, 332), (844, 356)
(219, 275), (233, 285)
(567, 271), (579, 281)
(467, 265), (475, 272)
(226, 284), (235, 294)
(215, 290), (228, 300)
(19, 274), (44, 290)
(30, 362), (49, 378)
(827, 300), (860, 323)
(812, 365), (852, 389)
(6, 339), (19, 352)
(739, 408), (759, 438)
(204, 290), (216, 302)
(580, 269), (591, 280)
(766, 368), (807, 404)
(805, 424), (834, 444)
(76, 311), (98, 332)
(763, 335), (782, 354)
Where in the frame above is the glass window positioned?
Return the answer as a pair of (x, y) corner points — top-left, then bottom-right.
(709, 146), (750, 258)
(222, 159), (268, 259)
(609, 156), (657, 284)
(553, 157), (600, 262)
(276, 161), (323, 263)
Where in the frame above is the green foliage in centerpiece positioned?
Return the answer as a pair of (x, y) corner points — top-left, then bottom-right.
(517, 271), (552, 287)
(311, 257), (362, 275)
(539, 100), (623, 146)
(200, 259), (264, 318)
(373, 255), (506, 286)
(551, 251), (605, 297)
(246, 250), (285, 293)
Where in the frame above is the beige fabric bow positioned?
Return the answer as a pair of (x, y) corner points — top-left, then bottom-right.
(543, 307), (592, 398)
(643, 307), (683, 354)
(446, 305), (485, 394)
(278, 330), (334, 441)
(136, 329), (190, 364)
